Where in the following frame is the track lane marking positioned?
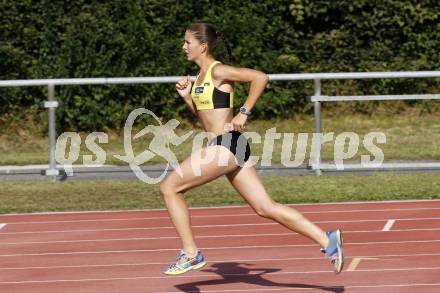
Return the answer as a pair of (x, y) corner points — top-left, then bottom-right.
(1, 198), (438, 217)
(347, 257), (380, 271)
(1, 200), (438, 289)
(156, 283), (440, 292)
(383, 219), (396, 231)
(157, 283), (440, 292)
(1, 267), (440, 284)
(1, 239), (440, 257)
(3, 207), (440, 225)
(2, 217), (440, 235)
(0, 223), (6, 230)
(2, 228), (440, 246)
(1, 253), (438, 270)
(347, 258), (362, 271)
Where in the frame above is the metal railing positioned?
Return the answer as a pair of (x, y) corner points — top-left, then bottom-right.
(1, 71), (439, 177)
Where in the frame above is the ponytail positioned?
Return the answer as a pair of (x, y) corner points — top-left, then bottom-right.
(216, 30), (238, 64)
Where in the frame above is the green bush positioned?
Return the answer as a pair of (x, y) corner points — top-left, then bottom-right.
(1, 0), (439, 130)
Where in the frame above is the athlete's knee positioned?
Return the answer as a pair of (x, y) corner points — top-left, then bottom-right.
(159, 181), (176, 199)
(160, 177), (188, 201)
(254, 200), (277, 219)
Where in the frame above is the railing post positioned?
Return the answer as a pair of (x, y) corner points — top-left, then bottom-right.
(44, 83), (59, 179)
(313, 79), (322, 176)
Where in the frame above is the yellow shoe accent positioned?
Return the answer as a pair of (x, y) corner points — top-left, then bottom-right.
(163, 261), (206, 275)
(163, 250), (206, 275)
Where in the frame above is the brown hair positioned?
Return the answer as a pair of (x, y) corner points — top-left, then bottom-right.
(187, 22), (234, 61)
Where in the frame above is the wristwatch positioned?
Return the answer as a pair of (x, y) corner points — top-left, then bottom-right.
(239, 106), (251, 116)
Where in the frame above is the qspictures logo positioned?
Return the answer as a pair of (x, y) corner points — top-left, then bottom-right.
(55, 108), (386, 184)
(56, 108), (192, 184)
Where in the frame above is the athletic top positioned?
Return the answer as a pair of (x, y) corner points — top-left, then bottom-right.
(191, 61), (234, 110)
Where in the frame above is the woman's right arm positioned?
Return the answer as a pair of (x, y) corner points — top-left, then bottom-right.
(176, 76), (197, 115)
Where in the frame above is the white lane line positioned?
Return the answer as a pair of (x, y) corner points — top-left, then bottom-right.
(2, 228), (440, 246)
(157, 283), (440, 292)
(1, 239), (440, 258)
(2, 252), (440, 271)
(157, 283), (440, 293)
(2, 217), (440, 235)
(1, 198), (438, 217)
(383, 219), (396, 231)
(0, 233), (297, 245)
(0, 267), (439, 284)
(4, 207), (440, 225)
(0, 223), (6, 230)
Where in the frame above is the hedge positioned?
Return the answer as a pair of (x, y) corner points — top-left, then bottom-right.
(1, 0), (439, 130)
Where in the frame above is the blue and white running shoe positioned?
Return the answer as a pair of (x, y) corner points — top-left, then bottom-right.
(324, 229), (344, 274)
(163, 250), (206, 275)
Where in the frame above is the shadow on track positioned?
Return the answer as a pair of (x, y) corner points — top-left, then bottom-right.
(175, 262), (345, 292)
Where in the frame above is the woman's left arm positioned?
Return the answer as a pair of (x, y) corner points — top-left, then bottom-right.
(212, 64), (268, 130)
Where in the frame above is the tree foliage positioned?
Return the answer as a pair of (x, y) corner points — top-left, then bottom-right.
(1, 0), (439, 130)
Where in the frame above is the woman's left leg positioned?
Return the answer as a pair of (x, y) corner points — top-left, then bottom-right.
(160, 146), (238, 257)
(226, 162), (329, 248)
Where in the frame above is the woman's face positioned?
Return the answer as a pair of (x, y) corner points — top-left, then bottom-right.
(182, 30), (206, 61)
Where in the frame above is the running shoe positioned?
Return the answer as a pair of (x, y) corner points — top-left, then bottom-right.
(324, 229), (344, 274)
(163, 249), (206, 275)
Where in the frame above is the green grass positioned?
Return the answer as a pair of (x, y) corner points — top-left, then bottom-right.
(1, 110), (439, 214)
(0, 173), (439, 214)
(1, 110), (439, 166)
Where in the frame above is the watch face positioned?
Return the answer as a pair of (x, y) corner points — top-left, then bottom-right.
(240, 107), (250, 115)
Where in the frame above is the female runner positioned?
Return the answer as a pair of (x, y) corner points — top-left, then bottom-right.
(161, 23), (344, 275)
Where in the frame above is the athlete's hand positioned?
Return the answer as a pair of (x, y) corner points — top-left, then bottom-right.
(231, 113), (248, 131)
(175, 76), (192, 98)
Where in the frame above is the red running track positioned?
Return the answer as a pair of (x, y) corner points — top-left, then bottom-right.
(0, 199), (440, 293)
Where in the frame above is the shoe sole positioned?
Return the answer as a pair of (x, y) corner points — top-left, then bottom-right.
(164, 261), (207, 276)
(335, 229), (344, 274)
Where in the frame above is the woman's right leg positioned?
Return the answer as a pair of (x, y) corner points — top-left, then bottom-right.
(225, 163), (328, 247)
(225, 162), (344, 273)
(159, 145), (238, 258)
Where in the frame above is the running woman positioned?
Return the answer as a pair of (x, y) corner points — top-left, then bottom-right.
(161, 22), (344, 275)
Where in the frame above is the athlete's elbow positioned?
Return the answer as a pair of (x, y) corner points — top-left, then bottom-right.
(248, 70), (268, 87)
(263, 73), (269, 83)
(259, 72), (269, 87)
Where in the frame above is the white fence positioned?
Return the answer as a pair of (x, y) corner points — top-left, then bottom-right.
(1, 71), (440, 177)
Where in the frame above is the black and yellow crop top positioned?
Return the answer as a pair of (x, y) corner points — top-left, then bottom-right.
(191, 61), (234, 110)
